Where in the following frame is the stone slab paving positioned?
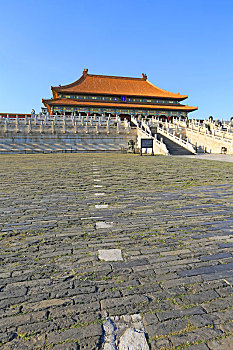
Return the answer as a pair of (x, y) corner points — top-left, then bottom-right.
(178, 154), (233, 162)
(0, 154), (233, 349)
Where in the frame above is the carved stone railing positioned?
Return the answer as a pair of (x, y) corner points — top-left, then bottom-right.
(186, 127), (233, 145)
(172, 117), (233, 139)
(157, 126), (197, 154)
(131, 116), (169, 155)
(0, 114), (132, 136)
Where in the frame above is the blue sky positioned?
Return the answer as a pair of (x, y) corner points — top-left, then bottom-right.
(1, 0), (233, 120)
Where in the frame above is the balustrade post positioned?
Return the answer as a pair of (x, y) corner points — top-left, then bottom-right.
(116, 122), (120, 134)
(74, 121), (78, 133)
(51, 121), (55, 134)
(40, 121), (44, 133)
(4, 119), (8, 133)
(85, 121), (89, 134)
(15, 115), (19, 133)
(28, 119), (32, 133)
(106, 120), (110, 134)
(127, 122), (130, 134)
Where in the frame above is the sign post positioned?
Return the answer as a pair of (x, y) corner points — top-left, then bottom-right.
(140, 138), (154, 156)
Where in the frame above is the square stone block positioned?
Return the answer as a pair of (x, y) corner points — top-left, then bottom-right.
(98, 249), (123, 261)
(96, 221), (113, 229)
(95, 204), (108, 209)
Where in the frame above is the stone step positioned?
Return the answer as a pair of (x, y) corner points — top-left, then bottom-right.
(157, 133), (193, 155)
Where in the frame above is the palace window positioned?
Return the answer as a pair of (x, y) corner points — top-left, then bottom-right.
(58, 94), (180, 106)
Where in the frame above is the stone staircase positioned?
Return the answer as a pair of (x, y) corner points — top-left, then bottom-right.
(157, 133), (194, 155)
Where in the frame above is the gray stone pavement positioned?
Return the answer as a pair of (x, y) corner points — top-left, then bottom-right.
(177, 154), (233, 162)
(0, 153), (233, 350)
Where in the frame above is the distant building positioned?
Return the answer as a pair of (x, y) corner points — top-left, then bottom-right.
(42, 69), (197, 120)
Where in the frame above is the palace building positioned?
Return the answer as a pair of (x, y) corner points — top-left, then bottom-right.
(42, 69), (197, 120)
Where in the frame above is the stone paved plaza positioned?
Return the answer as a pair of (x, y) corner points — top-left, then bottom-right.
(1, 153), (233, 350)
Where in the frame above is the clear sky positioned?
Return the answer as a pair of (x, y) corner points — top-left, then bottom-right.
(1, 0), (233, 120)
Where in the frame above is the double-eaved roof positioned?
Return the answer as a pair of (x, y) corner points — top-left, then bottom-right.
(42, 70), (198, 113)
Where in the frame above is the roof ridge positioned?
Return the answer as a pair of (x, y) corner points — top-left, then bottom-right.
(87, 74), (144, 81)
(52, 73), (144, 91)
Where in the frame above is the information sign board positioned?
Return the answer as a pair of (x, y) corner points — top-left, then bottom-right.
(141, 138), (153, 148)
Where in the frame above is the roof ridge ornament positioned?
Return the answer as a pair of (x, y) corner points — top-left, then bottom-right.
(83, 68), (88, 76)
(142, 73), (147, 80)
